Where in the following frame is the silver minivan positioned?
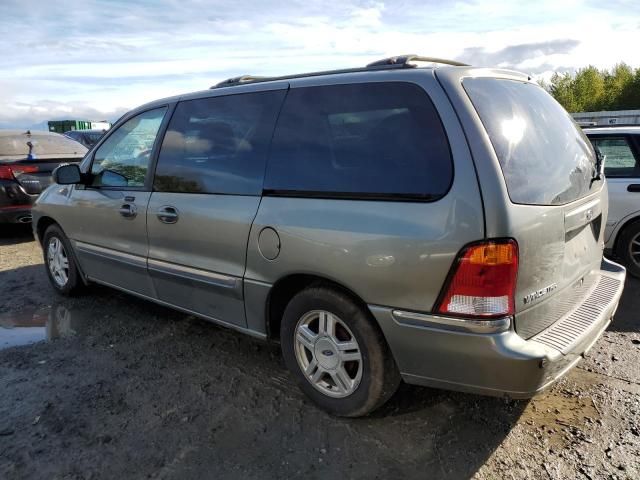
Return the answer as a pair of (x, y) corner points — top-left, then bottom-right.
(33, 56), (626, 416)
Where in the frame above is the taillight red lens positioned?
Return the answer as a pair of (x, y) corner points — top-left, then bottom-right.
(0, 165), (38, 180)
(436, 240), (518, 318)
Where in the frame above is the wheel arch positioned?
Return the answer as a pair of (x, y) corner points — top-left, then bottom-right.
(36, 216), (59, 245)
(265, 273), (379, 342)
(612, 214), (640, 254)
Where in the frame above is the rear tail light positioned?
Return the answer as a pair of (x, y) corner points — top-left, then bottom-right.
(0, 165), (39, 180)
(436, 240), (518, 318)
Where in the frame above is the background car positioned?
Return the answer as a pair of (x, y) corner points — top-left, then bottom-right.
(0, 130), (87, 224)
(64, 129), (106, 149)
(584, 126), (640, 276)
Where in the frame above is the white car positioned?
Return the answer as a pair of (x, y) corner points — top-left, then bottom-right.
(585, 126), (640, 277)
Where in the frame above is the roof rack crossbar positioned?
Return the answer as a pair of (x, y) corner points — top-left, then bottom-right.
(366, 54), (469, 68)
(213, 75), (269, 88)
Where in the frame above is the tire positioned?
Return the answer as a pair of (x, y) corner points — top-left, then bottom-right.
(280, 286), (400, 417)
(42, 224), (84, 295)
(616, 221), (640, 278)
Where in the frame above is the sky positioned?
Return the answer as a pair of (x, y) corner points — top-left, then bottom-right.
(0, 0), (639, 129)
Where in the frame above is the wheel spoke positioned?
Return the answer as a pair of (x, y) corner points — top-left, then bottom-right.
(304, 358), (318, 376)
(310, 365), (324, 383)
(331, 367), (352, 393)
(318, 311), (335, 336)
(336, 340), (357, 351)
(48, 241), (56, 260)
(60, 256), (69, 269)
(336, 340), (360, 362)
(339, 351), (361, 363)
(296, 325), (317, 351)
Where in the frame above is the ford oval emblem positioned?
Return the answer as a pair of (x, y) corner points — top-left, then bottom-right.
(585, 209), (593, 221)
(322, 350), (334, 357)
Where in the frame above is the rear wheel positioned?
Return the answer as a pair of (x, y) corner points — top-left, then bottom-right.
(280, 286), (400, 417)
(616, 221), (640, 278)
(43, 224), (84, 295)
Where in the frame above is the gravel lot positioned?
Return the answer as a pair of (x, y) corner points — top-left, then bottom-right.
(1, 224), (639, 479)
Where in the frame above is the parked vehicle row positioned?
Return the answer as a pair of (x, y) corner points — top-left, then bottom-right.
(0, 130), (86, 224)
(32, 55), (625, 416)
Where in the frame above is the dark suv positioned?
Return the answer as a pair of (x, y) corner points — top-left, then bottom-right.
(33, 56), (625, 416)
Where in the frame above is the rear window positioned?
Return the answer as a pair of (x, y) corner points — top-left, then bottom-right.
(0, 132), (87, 160)
(264, 82), (452, 200)
(464, 78), (597, 205)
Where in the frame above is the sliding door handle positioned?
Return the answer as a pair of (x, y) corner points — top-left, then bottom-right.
(157, 205), (179, 224)
(119, 203), (137, 218)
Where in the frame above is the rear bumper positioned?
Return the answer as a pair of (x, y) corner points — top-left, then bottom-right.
(370, 257), (626, 398)
(0, 180), (36, 223)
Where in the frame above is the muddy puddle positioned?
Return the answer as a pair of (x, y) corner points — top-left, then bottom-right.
(0, 304), (82, 350)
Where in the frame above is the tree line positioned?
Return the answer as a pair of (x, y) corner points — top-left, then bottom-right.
(542, 63), (640, 113)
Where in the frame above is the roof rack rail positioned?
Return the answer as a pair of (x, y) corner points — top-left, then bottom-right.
(209, 55), (469, 89)
(366, 54), (469, 68)
(212, 75), (269, 89)
(580, 123), (640, 129)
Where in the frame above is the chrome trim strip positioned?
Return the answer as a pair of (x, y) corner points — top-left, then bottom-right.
(147, 258), (241, 298)
(75, 241), (147, 269)
(391, 309), (511, 334)
(86, 276), (266, 340)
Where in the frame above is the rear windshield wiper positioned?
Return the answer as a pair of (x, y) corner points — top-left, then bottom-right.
(592, 148), (606, 184)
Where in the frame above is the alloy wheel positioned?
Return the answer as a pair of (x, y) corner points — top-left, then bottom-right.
(47, 237), (69, 287)
(294, 310), (363, 398)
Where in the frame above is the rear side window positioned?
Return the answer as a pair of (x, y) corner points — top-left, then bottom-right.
(464, 78), (597, 206)
(590, 137), (640, 178)
(154, 90), (286, 195)
(264, 82), (452, 200)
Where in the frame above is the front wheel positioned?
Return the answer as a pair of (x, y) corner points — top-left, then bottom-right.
(280, 286), (400, 417)
(43, 224), (84, 295)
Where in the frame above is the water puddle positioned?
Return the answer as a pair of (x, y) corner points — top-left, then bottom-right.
(0, 304), (80, 350)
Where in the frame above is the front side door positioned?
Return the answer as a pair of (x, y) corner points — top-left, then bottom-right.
(590, 135), (640, 242)
(68, 106), (169, 297)
(146, 87), (287, 327)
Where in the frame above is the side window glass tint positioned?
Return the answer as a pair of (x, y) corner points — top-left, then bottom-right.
(592, 137), (639, 177)
(91, 107), (167, 187)
(154, 90), (286, 195)
(264, 82), (452, 199)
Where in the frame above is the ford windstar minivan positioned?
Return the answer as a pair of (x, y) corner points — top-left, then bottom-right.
(33, 55), (626, 416)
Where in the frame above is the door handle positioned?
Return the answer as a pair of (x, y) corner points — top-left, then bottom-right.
(627, 184), (640, 192)
(119, 203), (137, 218)
(157, 205), (179, 224)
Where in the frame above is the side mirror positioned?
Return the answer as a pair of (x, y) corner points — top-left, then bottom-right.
(53, 163), (82, 185)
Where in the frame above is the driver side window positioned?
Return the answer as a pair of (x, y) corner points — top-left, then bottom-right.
(91, 107), (167, 187)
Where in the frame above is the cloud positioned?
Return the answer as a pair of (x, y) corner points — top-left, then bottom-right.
(0, 0), (639, 128)
(457, 39), (581, 69)
(0, 99), (129, 130)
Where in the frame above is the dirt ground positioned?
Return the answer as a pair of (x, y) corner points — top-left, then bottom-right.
(0, 224), (639, 480)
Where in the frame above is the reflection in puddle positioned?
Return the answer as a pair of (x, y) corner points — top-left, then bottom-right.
(0, 304), (78, 350)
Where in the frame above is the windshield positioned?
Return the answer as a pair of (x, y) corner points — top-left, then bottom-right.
(464, 78), (598, 206)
